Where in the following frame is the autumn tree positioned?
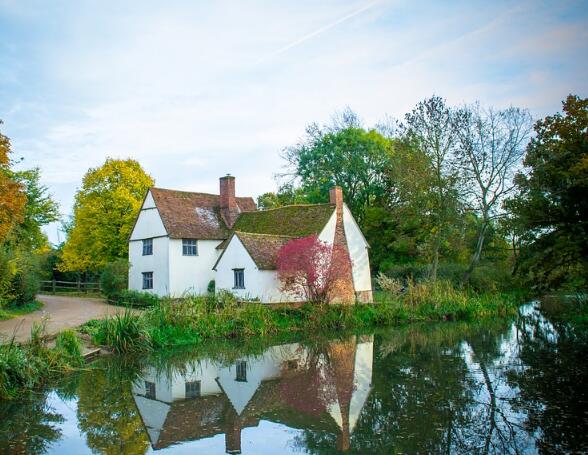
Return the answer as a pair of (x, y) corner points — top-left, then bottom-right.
(59, 158), (154, 273)
(454, 104), (533, 283)
(506, 95), (588, 289)
(0, 120), (26, 243)
(277, 235), (352, 304)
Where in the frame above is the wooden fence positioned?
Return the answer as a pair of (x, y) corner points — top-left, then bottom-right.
(40, 280), (101, 295)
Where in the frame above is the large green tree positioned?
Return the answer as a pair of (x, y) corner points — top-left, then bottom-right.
(507, 95), (588, 289)
(281, 110), (392, 224)
(59, 158), (154, 273)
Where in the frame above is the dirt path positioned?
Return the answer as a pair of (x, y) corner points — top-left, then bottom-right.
(0, 294), (129, 343)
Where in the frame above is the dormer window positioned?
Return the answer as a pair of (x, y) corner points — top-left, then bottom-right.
(142, 238), (153, 256)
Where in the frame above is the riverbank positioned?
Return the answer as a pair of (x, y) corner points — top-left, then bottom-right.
(0, 282), (527, 399)
(86, 282), (524, 353)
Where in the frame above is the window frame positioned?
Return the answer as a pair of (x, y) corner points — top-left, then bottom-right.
(182, 239), (198, 256)
(233, 268), (245, 289)
(185, 380), (201, 399)
(145, 381), (156, 400)
(235, 360), (247, 382)
(142, 238), (153, 256)
(142, 271), (153, 290)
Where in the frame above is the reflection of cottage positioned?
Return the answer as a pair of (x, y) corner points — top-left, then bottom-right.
(128, 176), (372, 302)
(132, 336), (373, 453)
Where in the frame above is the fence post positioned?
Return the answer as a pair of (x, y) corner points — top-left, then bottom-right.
(77, 279), (81, 293)
(52, 279), (56, 294)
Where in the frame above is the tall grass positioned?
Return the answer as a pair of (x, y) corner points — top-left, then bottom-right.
(89, 282), (521, 353)
(0, 324), (84, 399)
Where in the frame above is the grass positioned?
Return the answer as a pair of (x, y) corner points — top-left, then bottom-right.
(86, 281), (523, 353)
(0, 322), (84, 399)
(0, 301), (43, 321)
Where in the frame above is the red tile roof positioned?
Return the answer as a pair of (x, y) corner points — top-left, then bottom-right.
(150, 188), (256, 240)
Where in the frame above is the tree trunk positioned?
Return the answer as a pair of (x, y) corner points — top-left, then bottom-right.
(430, 235), (440, 282)
(462, 222), (488, 285)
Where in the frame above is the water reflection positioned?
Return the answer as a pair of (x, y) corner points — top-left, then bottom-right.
(1, 302), (587, 454)
(132, 336), (373, 453)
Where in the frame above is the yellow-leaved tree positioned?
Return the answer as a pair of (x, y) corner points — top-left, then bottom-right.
(59, 158), (154, 273)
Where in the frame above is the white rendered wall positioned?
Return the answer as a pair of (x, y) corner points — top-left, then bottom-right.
(129, 236), (170, 296)
(168, 239), (222, 297)
(129, 192), (167, 241)
(343, 204), (372, 292)
(318, 210), (337, 244)
(215, 236), (303, 303)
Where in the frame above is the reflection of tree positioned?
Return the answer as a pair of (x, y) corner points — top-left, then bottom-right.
(507, 308), (588, 453)
(0, 392), (64, 454)
(298, 321), (515, 454)
(76, 365), (149, 455)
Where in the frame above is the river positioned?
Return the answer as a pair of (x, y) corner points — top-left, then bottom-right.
(1, 301), (587, 454)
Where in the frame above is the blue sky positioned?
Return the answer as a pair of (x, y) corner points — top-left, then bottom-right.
(1, 0), (587, 243)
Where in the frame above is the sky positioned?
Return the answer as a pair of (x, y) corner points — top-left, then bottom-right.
(1, 0), (587, 244)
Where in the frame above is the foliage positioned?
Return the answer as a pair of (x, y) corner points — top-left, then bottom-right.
(94, 310), (152, 353)
(0, 121), (27, 244)
(0, 245), (42, 307)
(374, 272), (403, 295)
(55, 329), (83, 365)
(109, 289), (161, 308)
(506, 95), (588, 290)
(281, 109), (392, 224)
(0, 300), (43, 321)
(59, 158), (154, 272)
(277, 235), (352, 304)
(257, 183), (310, 209)
(100, 259), (129, 298)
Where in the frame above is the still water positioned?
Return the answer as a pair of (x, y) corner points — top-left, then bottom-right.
(1, 302), (587, 454)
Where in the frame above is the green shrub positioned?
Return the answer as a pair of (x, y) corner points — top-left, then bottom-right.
(111, 289), (160, 308)
(207, 280), (215, 294)
(55, 329), (83, 365)
(94, 310), (152, 353)
(100, 259), (129, 298)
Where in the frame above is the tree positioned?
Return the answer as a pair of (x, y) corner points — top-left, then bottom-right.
(0, 120), (26, 244)
(256, 183), (310, 210)
(281, 109), (392, 224)
(277, 235), (352, 304)
(59, 158), (154, 273)
(506, 95), (588, 289)
(402, 96), (461, 280)
(454, 104), (532, 283)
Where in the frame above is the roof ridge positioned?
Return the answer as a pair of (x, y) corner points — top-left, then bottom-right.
(234, 231), (295, 239)
(151, 187), (254, 200)
(247, 203), (334, 213)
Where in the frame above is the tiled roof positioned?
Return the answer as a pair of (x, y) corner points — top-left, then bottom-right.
(232, 204), (335, 238)
(150, 188), (256, 239)
(235, 232), (294, 270)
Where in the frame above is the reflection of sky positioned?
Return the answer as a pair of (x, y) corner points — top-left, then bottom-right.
(45, 392), (93, 455)
(153, 421), (304, 455)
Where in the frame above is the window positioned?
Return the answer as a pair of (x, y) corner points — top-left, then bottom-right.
(185, 381), (201, 398)
(142, 238), (153, 256)
(182, 239), (198, 256)
(233, 269), (245, 289)
(145, 381), (156, 400)
(235, 360), (247, 382)
(142, 272), (153, 290)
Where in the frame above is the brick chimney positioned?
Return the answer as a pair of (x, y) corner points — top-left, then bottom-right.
(220, 174), (240, 228)
(329, 186), (343, 210)
(329, 186), (356, 304)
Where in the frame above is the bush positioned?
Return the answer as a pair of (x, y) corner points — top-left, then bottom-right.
(55, 329), (83, 364)
(94, 310), (152, 353)
(0, 248), (41, 307)
(110, 289), (160, 308)
(207, 280), (215, 294)
(374, 272), (403, 294)
(100, 259), (129, 299)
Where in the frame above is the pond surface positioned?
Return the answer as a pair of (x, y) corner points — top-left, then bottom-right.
(1, 302), (587, 454)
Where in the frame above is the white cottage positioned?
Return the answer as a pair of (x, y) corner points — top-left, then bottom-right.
(128, 176), (373, 302)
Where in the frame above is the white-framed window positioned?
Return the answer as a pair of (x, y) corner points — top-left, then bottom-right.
(182, 239), (198, 256)
(235, 360), (247, 382)
(185, 380), (201, 398)
(233, 269), (245, 289)
(145, 381), (156, 399)
(142, 238), (153, 256)
(142, 272), (153, 290)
